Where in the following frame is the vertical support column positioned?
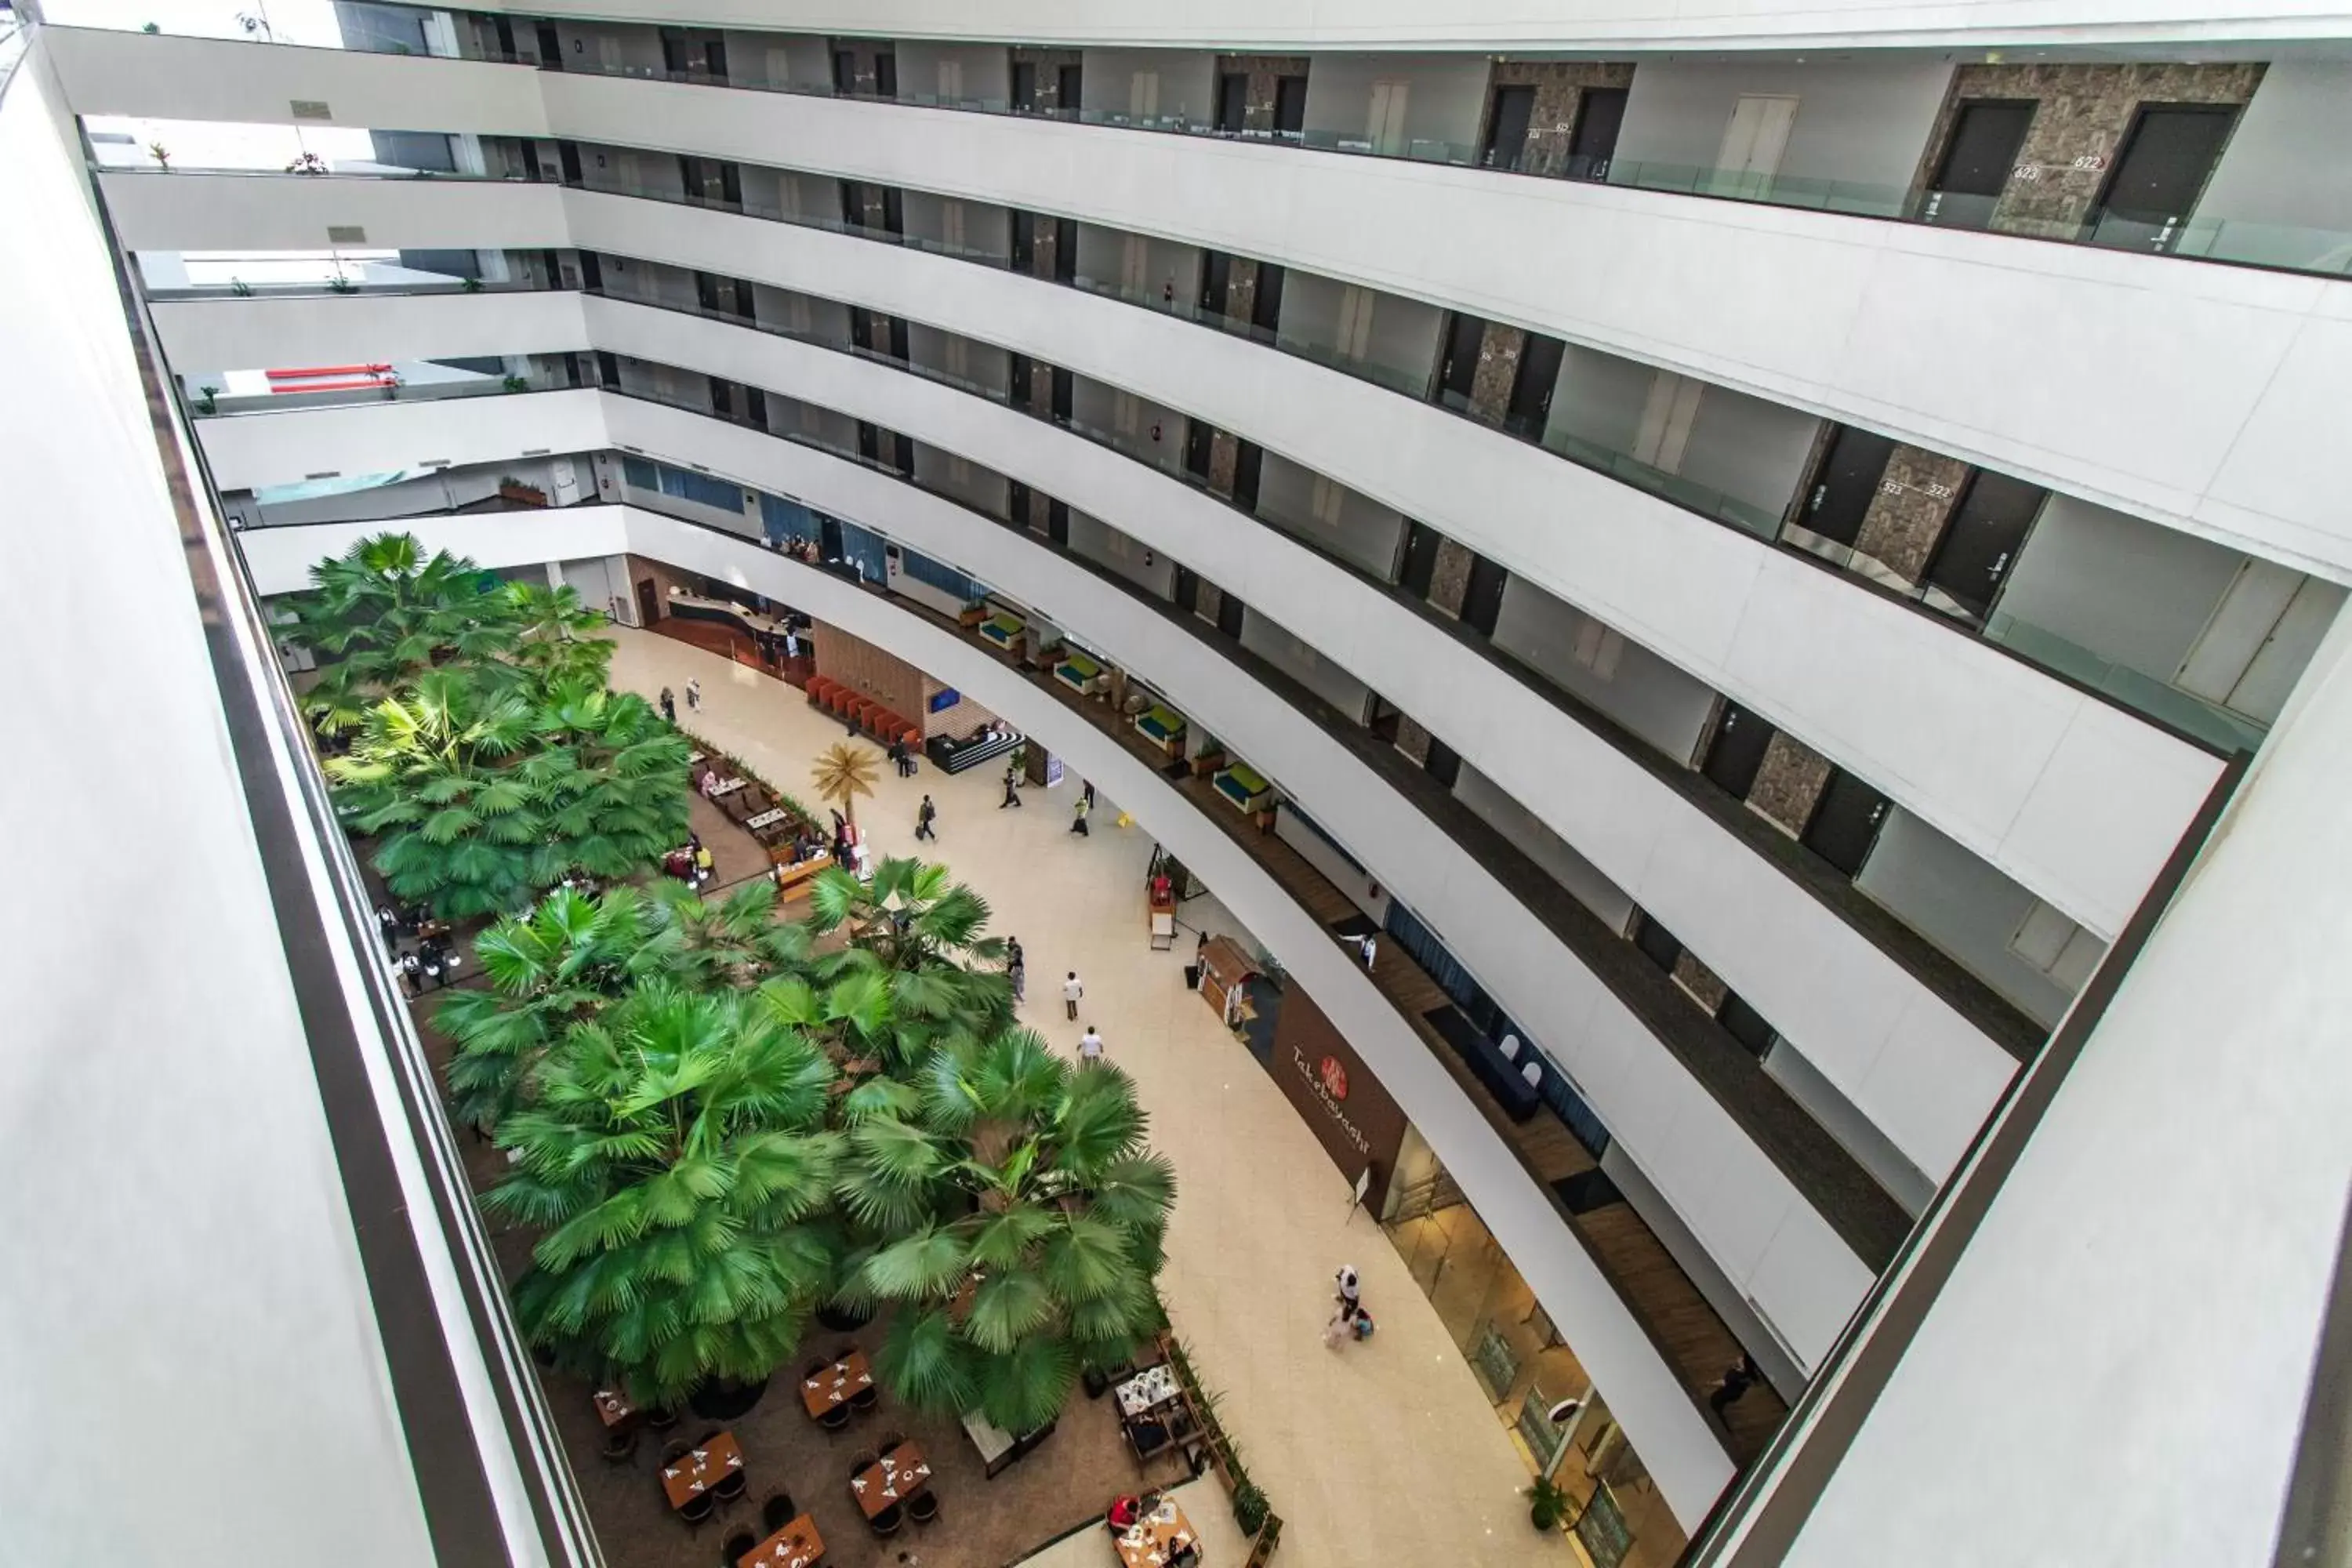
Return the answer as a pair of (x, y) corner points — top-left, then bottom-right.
(1747, 732), (1835, 837)
(1207, 431), (1242, 498)
(1394, 715), (1436, 766)
(1467, 324), (1527, 423)
(1427, 538), (1476, 617)
(1851, 447), (1973, 586)
(1490, 61), (1639, 177)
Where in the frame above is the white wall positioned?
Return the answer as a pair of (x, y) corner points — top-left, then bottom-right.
(164, 288), (2049, 1186)
(1997, 492), (2346, 726)
(1856, 807), (2096, 1030)
(1066, 509), (1177, 599)
(1254, 448), (1405, 578)
(1777, 614), (2352, 1568)
(1453, 761), (1637, 932)
(1078, 47), (1217, 124)
(1240, 607), (1373, 722)
(2191, 60), (2352, 274)
(1276, 267), (1445, 392)
(108, 176), (2231, 943)
(0, 42), (446, 1566)
(1298, 53), (1491, 154)
(66, 30), (2352, 579)
(897, 41), (1011, 104)
(1761, 1040), (1939, 1218)
(1273, 802), (1390, 923)
(1490, 573), (1719, 764)
(1612, 58), (1953, 188)
(240, 503), (634, 594)
(1678, 383), (1824, 521)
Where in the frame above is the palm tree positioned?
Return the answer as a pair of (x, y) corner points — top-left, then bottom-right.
(801, 858), (1010, 1066)
(504, 579), (615, 693)
(437, 886), (666, 1130)
(328, 670), (689, 918)
(843, 1029), (1176, 1432)
(810, 741), (880, 829)
(281, 532), (524, 734)
(649, 877), (815, 993)
(486, 983), (845, 1405)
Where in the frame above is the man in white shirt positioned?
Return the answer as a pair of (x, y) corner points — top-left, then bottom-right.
(1063, 971), (1084, 1021)
(1079, 1026), (1105, 1063)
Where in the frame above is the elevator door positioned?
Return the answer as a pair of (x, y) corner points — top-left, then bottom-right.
(1483, 85), (1535, 171)
(1700, 702), (1775, 799)
(1921, 470), (2045, 625)
(1399, 521), (1443, 600)
(1922, 100), (2034, 230)
(1797, 426), (1898, 549)
(1433, 313), (1485, 408)
(1802, 770), (1892, 878)
(1567, 88), (1628, 181)
(2090, 104), (2238, 252)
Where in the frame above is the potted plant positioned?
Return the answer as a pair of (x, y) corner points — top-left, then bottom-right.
(460, 275), (485, 293)
(195, 385), (220, 416)
(285, 151), (328, 176)
(147, 142), (171, 171)
(495, 474), (548, 505)
(229, 278), (252, 296)
(500, 375), (531, 395)
(327, 274), (358, 294)
(1526, 1475), (1570, 1534)
(1232, 1481), (1270, 1536)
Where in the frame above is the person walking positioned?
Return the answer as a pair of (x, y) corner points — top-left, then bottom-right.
(1008, 953), (1026, 1006)
(692, 839), (715, 888)
(1078, 1025), (1105, 1064)
(1069, 793), (1091, 837)
(658, 686), (677, 724)
(1063, 970), (1083, 1022)
(399, 949), (422, 997)
(1335, 1265), (1362, 1314)
(684, 677), (702, 712)
(916, 793), (938, 841)
(1000, 763), (1023, 808)
(1708, 1354), (1762, 1418)
(1082, 779), (1097, 809)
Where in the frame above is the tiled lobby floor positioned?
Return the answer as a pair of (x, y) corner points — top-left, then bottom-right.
(604, 628), (1558, 1568)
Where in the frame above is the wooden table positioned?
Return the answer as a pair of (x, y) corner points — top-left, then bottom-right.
(708, 777), (749, 798)
(737, 1512), (824, 1568)
(1113, 1499), (1198, 1568)
(591, 1388), (635, 1428)
(746, 808), (789, 832)
(1113, 1364), (1180, 1418)
(659, 1431), (744, 1509)
(800, 1351), (874, 1418)
(849, 1442), (931, 1519)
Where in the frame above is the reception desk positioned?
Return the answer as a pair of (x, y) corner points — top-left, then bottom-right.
(926, 727), (1023, 775)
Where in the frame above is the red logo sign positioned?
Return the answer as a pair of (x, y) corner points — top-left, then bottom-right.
(1319, 1056), (1349, 1101)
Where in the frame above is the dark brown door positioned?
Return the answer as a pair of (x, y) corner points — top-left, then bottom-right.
(1433, 313), (1485, 408)
(1567, 88), (1628, 181)
(832, 49), (856, 95)
(1802, 770), (1891, 878)
(555, 140), (582, 183)
(1053, 216), (1077, 283)
(1173, 566), (1200, 613)
(1922, 100), (2034, 230)
(1423, 735), (1461, 789)
(1483, 85), (1535, 171)
(1047, 500), (1070, 546)
(1273, 76), (1308, 137)
(1461, 554), (1509, 637)
(1921, 470), (2045, 625)
(1717, 993), (1777, 1058)
(1504, 333), (1566, 438)
(1251, 263), (1286, 334)
(1217, 591), (1246, 639)
(1058, 65), (1083, 114)
(1232, 442), (1263, 513)
(1399, 521), (1443, 597)
(1632, 912), (1682, 973)
(635, 578), (660, 626)
(1216, 73), (1248, 132)
(1184, 419), (1215, 483)
(1008, 354), (1033, 405)
(1049, 365), (1073, 425)
(1199, 251), (1232, 316)
(873, 52), (896, 98)
(2091, 104), (2239, 252)
(535, 24), (561, 68)
(1798, 426), (1897, 548)
(1012, 61), (1037, 113)
(1700, 702), (1775, 799)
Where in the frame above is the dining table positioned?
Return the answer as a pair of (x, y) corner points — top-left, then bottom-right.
(708, 777), (749, 798)
(800, 1350), (874, 1418)
(659, 1431), (744, 1510)
(746, 808), (789, 831)
(849, 1441), (931, 1519)
(591, 1387), (635, 1428)
(1113, 1363), (1181, 1419)
(1113, 1497), (1197, 1568)
(736, 1511), (824, 1568)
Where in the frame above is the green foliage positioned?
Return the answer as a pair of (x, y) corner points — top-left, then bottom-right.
(1526, 1475), (1570, 1534)
(326, 671), (688, 919)
(292, 534), (681, 918)
(846, 1031), (1176, 1432)
(485, 983), (844, 1406)
(1234, 1482), (1270, 1536)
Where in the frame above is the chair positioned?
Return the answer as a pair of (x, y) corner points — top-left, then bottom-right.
(762, 1493), (797, 1534)
(848, 1449), (878, 1479)
(907, 1490), (940, 1525)
(662, 1441), (693, 1468)
(600, 1427), (639, 1465)
(869, 1501), (904, 1537)
(877, 1430), (906, 1454)
(848, 1384), (880, 1415)
(830, 1345), (860, 1363)
(1125, 1418), (1174, 1463)
(713, 1467), (749, 1503)
(804, 1358), (832, 1382)
(818, 1403), (853, 1434)
(645, 1407), (681, 1431)
(720, 1530), (755, 1564)
(679, 1493), (717, 1530)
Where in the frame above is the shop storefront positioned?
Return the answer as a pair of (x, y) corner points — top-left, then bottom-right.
(1382, 1148), (1689, 1568)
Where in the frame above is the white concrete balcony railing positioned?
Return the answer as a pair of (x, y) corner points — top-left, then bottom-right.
(49, 24), (2352, 581)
